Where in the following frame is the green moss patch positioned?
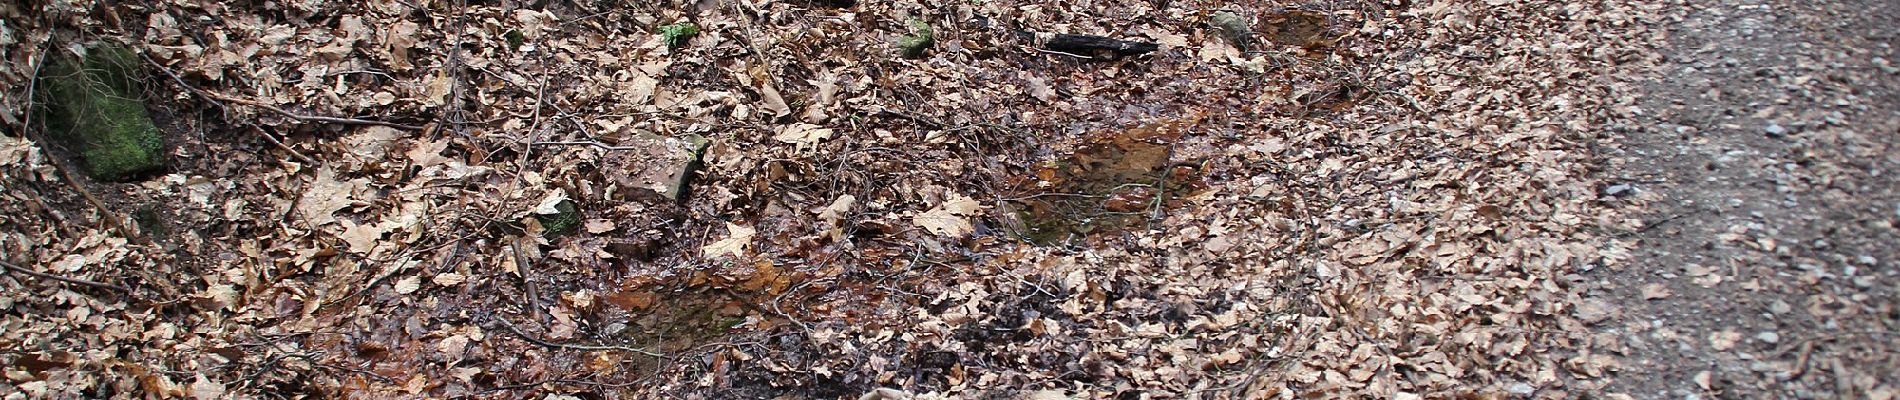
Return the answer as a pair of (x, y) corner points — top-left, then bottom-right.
(36, 44), (166, 181)
(533, 199), (581, 237)
(659, 23), (698, 49)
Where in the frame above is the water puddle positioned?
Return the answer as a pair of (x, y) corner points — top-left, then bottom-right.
(1001, 115), (1209, 244)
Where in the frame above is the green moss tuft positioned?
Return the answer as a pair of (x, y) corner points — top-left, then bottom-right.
(534, 200), (581, 237)
(38, 44), (166, 181)
(659, 23), (699, 49)
(503, 29), (527, 52)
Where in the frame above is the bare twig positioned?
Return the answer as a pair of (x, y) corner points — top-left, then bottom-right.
(141, 54), (424, 131)
(1034, 48), (1095, 59)
(872, 109), (946, 129)
(50, 145), (143, 242)
(1787, 340), (1814, 380)
(531, 140), (644, 151)
(20, 42), (46, 137)
(1, 259), (130, 292)
(252, 128), (318, 165)
(510, 238), (545, 323)
(489, 314), (665, 358)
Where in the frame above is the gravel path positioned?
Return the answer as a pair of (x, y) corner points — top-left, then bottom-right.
(1592, 0), (1899, 398)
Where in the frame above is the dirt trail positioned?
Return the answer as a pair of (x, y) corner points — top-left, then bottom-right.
(1594, 0), (1899, 398)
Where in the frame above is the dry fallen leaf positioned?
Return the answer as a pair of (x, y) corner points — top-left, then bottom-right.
(702, 222), (756, 259)
(773, 123), (834, 151)
(817, 194), (856, 225)
(913, 193), (981, 237)
(1640, 283), (1672, 300)
(530, 189), (570, 215)
(438, 334), (470, 361)
(584, 219), (617, 234)
(190, 374), (225, 400)
(1709, 330), (1742, 351)
(297, 168), (364, 227)
(394, 276), (421, 295)
(407, 138), (451, 167)
(202, 284), (239, 311)
(338, 219), (387, 255)
(432, 272), (467, 287)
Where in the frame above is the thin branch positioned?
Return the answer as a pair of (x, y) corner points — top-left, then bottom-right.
(1, 259), (130, 292)
(1034, 48), (1095, 60)
(20, 42), (46, 137)
(489, 314), (665, 358)
(141, 54), (424, 131)
(531, 140), (643, 151)
(510, 238), (544, 323)
(53, 159), (141, 241)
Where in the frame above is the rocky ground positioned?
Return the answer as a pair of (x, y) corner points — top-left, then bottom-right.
(1589, 0), (1898, 398)
(0, 0), (1893, 399)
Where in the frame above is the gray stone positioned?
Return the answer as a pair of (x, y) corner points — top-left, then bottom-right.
(1210, 11), (1253, 49)
(1764, 122), (1787, 137)
(1506, 382), (1535, 396)
(1605, 183), (1636, 197)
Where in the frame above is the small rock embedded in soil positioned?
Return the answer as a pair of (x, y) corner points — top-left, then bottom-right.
(1768, 299), (1792, 315)
(1756, 331), (1780, 344)
(1506, 382), (1535, 396)
(1605, 183), (1636, 197)
(1209, 10), (1253, 49)
(603, 133), (710, 203)
(1764, 122), (1788, 137)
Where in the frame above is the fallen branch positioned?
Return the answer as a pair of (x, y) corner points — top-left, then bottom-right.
(490, 314), (665, 358)
(1, 259), (130, 292)
(1043, 34), (1159, 59)
(141, 54), (425, 132)
(532, 140), (644, 151)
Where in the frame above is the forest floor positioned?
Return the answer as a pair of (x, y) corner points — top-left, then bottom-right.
(0, 0), (1892, 399)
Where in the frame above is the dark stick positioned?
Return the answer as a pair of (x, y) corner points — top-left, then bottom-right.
(490, 314), (665, 357)
(1, 260), (129, 292)
(1044, 34), (1159, 59)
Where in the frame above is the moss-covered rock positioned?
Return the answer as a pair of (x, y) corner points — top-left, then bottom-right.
(896, 18), (933, 59)
(1209, 10), (1254, 50)
(37, 44), (166, 181)
(605, 133), (709, 203)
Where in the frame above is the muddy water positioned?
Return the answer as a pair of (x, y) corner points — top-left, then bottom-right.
(1002, 115), (1209, 244)
(546, 115), (1213, 391)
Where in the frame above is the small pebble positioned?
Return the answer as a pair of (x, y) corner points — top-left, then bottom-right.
(1605, 183), (1635, 197)
(1768, 300), (1792, 315)
(1764, 122), (1788, 137)
(1507, 382), (1535, 396)
(1756, 331), (1780, 344)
